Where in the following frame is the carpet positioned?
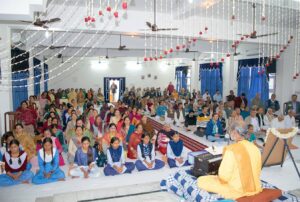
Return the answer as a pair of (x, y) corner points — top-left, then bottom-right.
(148, 118), (207, 152)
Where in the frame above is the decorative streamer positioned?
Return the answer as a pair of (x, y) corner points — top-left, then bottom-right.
(1, 0), (86, 79)
(0, 0), (59, 52)
(4, 8), (117, 88)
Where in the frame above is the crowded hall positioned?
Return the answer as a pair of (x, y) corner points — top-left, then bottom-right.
(0, 0), (300, 201)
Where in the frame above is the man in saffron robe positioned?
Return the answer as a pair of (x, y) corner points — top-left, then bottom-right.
(197, 123), (262, 200)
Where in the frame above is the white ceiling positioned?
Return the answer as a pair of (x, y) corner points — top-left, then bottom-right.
(1, 0), (299, 60)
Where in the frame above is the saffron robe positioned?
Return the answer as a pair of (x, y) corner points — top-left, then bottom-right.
(197, 140), (262, 199)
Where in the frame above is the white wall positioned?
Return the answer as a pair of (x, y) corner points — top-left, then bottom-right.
(0, 25), (13, 134)
(47, 57), (199, 91)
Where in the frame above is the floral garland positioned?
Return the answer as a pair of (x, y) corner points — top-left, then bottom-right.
(267, 127), (298, 139)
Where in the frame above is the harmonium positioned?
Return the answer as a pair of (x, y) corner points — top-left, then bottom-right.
(191, 151), (222, 177)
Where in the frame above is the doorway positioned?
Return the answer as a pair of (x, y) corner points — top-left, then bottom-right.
(104, 77), (126, 102)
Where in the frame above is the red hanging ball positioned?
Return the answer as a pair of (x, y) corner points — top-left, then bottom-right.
(290, 36), (294, 39)
(169, 48), (173, 53)
(91, 17), (96, 22)
(154, 57), (158, 61)
(276, 54), (280, 59)
(226, 53), (231, 57)
(205, 27), (208, 31)
(99, 10), (103, 16)
(266, 63), (270, 67)
(288, 40), (291, 44)
(241, 37), (244, 40)
(231, 44), (236, 48)
(84, 17), (89, 22)
(87, 16), (91, 21)
(176, 45), (180, 50)
(193, 38), (197, 42)
(296, 73), (299, 77)
(199, 31), (203, 35)
(235, 41), (240, 45)
(293, 76), (297, 79)
(261, 16), (266, 21)
(182, 44), (186, 49)
(221, 58), (225, 62)
(144, 57), (148, 62)
(280, 49), (284, 53)
(122, 1), (128, 10)
(159, 55), (163, 59)
(245, 35), (249, 38)
(231, 15), (235, 20)
(284, 46), (287, 50)
(149, 57), (153, 61)
(216, 62), (220, 66)
(106, 6), (112, 12)
(114, 11), (119, 18)
(164, 50), (168, 55)
(210, 62), (214, 67)
(188, 40), (192, 44)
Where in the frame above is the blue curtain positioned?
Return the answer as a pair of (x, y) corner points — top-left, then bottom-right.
(237, 66), (269, 105)
(44, 63), (49, 92)
(33, 58), (41, 95)
(200, 63), (223, 97)
(237, 66), (251, 96)
(12, 72), (29, 111)
(175, 66), (188, 91)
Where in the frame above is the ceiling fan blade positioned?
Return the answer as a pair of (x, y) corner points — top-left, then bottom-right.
(50, 46), (67, 49)
(256, 32), (278, 38)
(146, 22), (152, 28)
(20, 20), (33, 24)
(48, 18), (61, 23)
(157, 28), (178, 31)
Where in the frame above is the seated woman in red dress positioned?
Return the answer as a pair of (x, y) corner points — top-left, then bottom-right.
(127, 124), (143, 159)
(16, 101), (37, 136)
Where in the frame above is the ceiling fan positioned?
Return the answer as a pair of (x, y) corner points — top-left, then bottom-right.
(118, 35), (129, 51)
(37, 32), (68, 49)
(233, 47), (241, 56)
(142, 0), (178, 32)
(20, 12), (61, 29)
(237, 3), (278, 39)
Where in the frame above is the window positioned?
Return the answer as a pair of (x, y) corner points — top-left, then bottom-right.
(268, 73), (276, 98)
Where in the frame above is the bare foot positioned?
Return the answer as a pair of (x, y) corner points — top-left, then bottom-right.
(58, 178), (66, 181)
(71, 176), (79, 179)
(22, 180), (29, 184)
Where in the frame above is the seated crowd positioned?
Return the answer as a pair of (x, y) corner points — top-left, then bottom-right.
(0, 85), (299, 187)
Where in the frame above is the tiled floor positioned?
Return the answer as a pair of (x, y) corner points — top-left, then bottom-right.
(1, 134), (299, 202)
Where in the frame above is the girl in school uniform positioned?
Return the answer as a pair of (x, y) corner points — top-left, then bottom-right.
(135, 133), (165, 171)
(102, 123), (124, 153)
(0, 139), (33, 186)
(167, 133), (189, 168)
(69, 136), (100, 178)
(104, 137), (135, 176)
(32, 137), (65, 184)
(36, 129), (65, 166)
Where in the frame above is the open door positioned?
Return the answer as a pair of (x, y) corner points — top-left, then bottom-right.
(104, 77), (126, 102)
